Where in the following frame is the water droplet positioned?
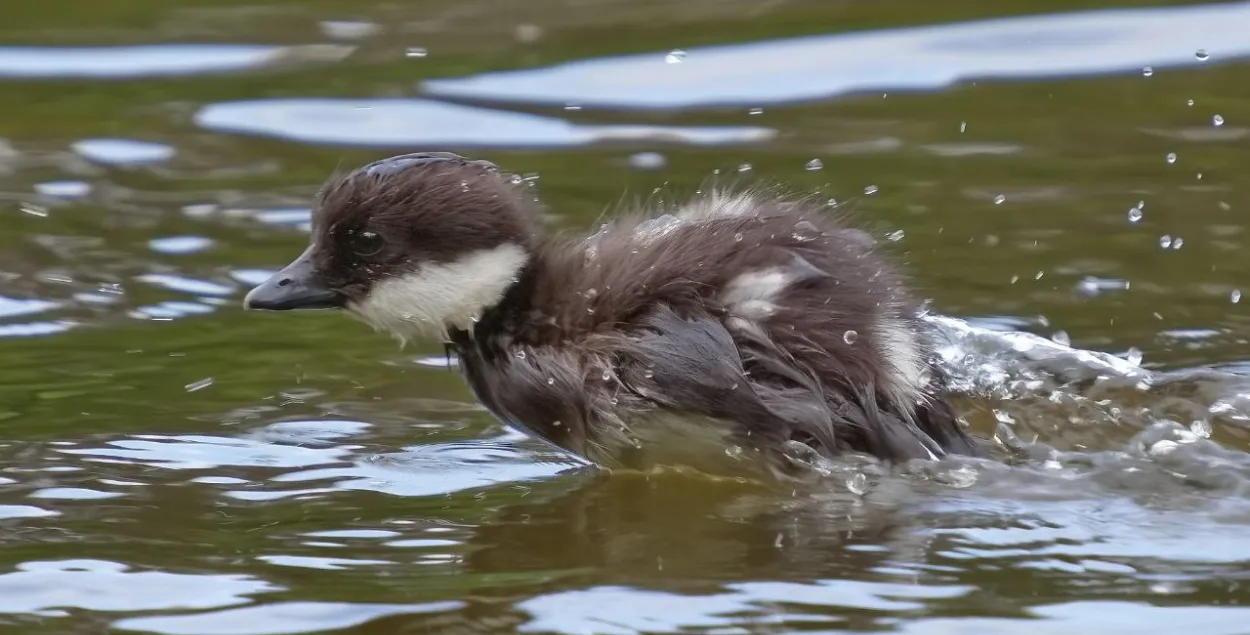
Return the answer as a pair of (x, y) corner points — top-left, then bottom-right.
(546, 377), (555, 385)
(405, 47), (428, 58)
(826, 198), (838, 207)
(564, 103), (582, 111)
(885, 229), (905, 242)
(733, 232), (744, 242)
(1142, 66), (1154, 76)
(643, 369), (654, 379)
(737, 163), (752, 173)
(843, 330), (859, 345)
(601, 370), (611, 381)
(846, 472), (868, 495)
(1172, 236), (1184, 249)
(993, 194), (1006, 205)
(1166, 152), (1177, 164)
(1128, 208), (1143, 223)
(1051, 330), (1071, 347)
(515, 350), (527, 360)
(1213, 114), (1225, 127)
(959, 121), (967, 133)
(185, 377), (214, 392)
(804, 158), (823, 171)
(747, 107), (763, 116)
(1159, 235), (1173, 249)
(863, 184), (879, 195)
(1232, 289), (1242, 304)
(1196, 49), (1210, 61)
(664, 49), (686, 64)
(1126, 347), (1143, 366)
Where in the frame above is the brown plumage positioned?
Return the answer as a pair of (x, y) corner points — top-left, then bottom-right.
(243, 152), (982, 475)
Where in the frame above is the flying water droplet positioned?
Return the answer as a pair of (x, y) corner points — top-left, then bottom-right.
(405, 47), (428, 58)
(863, 185), (879, 195)
(1142, 66), (1154, 77)
(885, 229), (905, 242)
(601, 370), (611, 381)
(1051, 330), (1071, 347)
(804, 158), (823, 171)
(1160, 235), (1173, 249)
(747, 107), (763, 116)
(665, 49), (686, 64)
(1166, 152), (1177, 164)
(1232, 289), (1242, 304)
(1187, 99), (1195, 107)
(737, 163), (752, 173)
(1128, 208), (1143, 223)
(733, 232), (744, 242)
(843, 330), (859, 345)
(993, 194), (1006, 205)
(515, 350), (527, 360)
(1196, 49), (1210, 61)
(959, 121), (967, 133)
(1213, 114), (1225, 127)
(1172, 236), (1184, 249)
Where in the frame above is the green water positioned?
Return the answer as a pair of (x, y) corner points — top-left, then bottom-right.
(2, 0), (1250, 633)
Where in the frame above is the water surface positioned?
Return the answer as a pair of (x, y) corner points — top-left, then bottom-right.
(3, 0), (1250, 633)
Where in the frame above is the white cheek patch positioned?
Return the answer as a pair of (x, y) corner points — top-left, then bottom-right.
(347, 243), (528, 343)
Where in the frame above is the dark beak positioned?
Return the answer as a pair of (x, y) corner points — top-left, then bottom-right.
(243, 246), (343, 311)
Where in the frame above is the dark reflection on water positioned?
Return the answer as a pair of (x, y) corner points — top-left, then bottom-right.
(3, 0), (1250, 632)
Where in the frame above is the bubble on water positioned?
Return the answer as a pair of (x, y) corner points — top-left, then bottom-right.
(747, 107), (763, 115)
(1191, 419), (1213, 438)
(885, 229), (905, 242)
(1233, 289), (1242, 304)
(843, 330), (858, 345)
(993, 194), (1006, 205)
(1128, 208), (1143, 223)
(1213, 114), (1225, 127)
(804, 158), (823, 171)
(863, 184), (879, 195)
(185, 377), (214, 392)
(1166, 152), (1177, 164)
(1142, 66), (1154, 76)
(405, 47), (428, 58)
(1125, 347), (1143, 366)
(1050, 330), (1071, 347)
(1196, 49), (1210, 61)
(664, 49), (686, 64)
(846, 472), (868, 495)
(737, 163), (752, 173)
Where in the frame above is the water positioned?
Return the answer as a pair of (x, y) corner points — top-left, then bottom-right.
(2, 0), (1250, 633)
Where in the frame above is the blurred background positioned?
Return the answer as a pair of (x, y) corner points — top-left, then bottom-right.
(2, 0), (1250, 633)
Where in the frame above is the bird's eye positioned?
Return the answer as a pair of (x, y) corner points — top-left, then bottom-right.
(350, 230), (385, 257)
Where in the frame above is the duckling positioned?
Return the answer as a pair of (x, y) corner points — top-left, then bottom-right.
(243, 152), (981, 472)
